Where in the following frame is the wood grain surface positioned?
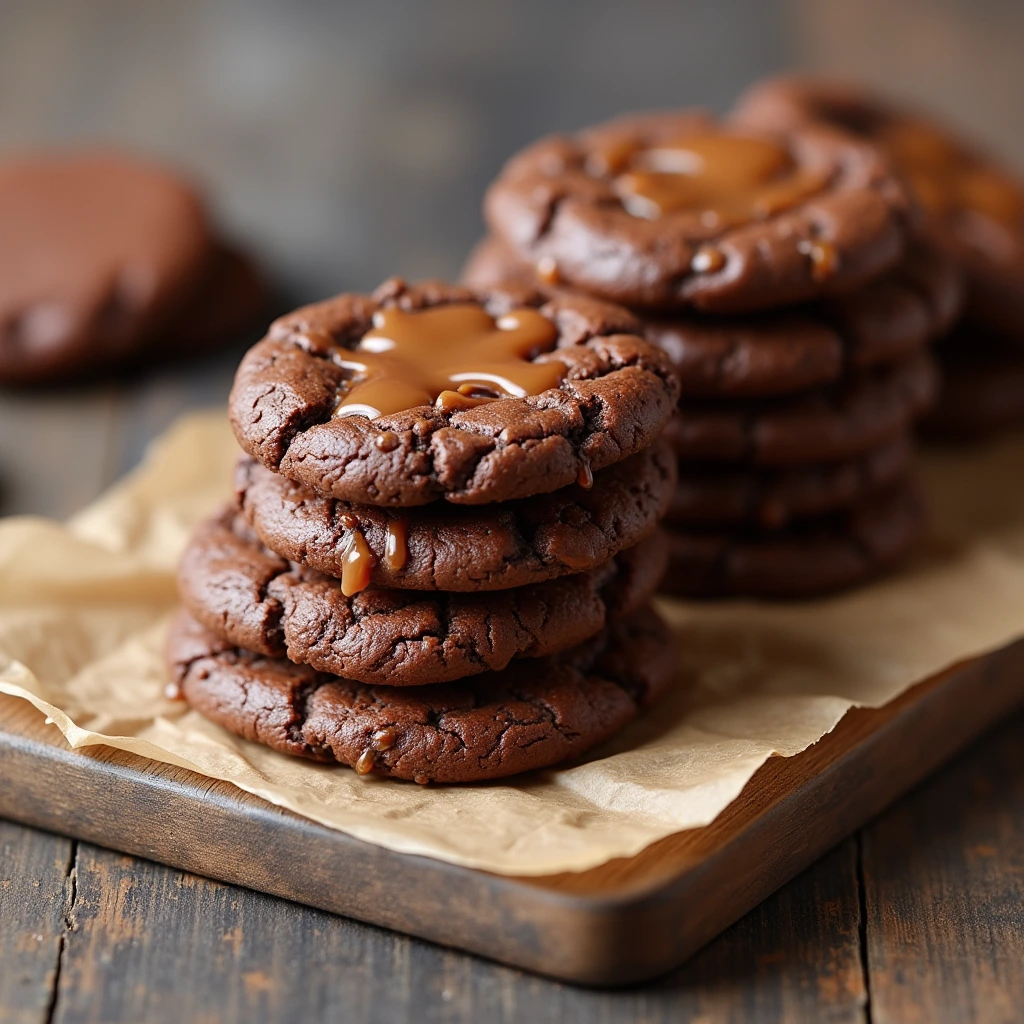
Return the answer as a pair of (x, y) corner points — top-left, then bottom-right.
(3, 0), (1024, 1019)
(3, 637), (1023, 988)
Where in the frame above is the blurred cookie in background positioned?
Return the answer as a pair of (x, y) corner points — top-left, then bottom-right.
(734, 76), (1024, 344)
(0, 150), (269, 385)
(735, 77), (1024, 441)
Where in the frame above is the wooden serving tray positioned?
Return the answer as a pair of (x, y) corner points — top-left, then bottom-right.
(2, 639), (1023, 986)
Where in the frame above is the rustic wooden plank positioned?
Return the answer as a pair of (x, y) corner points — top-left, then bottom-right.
(861, 711), (1024, 1024)
(0, 821), (75, 1024)
(46, 839), (862, 1024)
(3, 641), (1022, 985)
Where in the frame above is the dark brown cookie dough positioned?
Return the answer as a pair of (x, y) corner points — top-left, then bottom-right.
(665, 351), (937, 465)
(924, 329), (1024, 440)
(464, 234), (959, 398)
(0, 150), (215, 383)
(230, 278), (678, 507)
(166, 605), (677, 783)
(178, 508), (667, 685)
(660, 481), (924, 599)
(734, 77), (1024, 344)
(483, 110), (913, 314)
(669, 434), (912, 528)
(236, 437), (677, 592)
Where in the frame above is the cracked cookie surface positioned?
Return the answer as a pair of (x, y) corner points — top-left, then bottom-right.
(178, 508), (667, 685)
(483, 110), (912, 314)
(236, 437), (676, 592)
(166, 605), (677, 783)
(229, 278), (679, 506)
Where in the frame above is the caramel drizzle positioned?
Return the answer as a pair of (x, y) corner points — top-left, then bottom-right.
(384, 520), (408, 573)
(592, 132), (830, 226)
(340, 528), (375, 597)
(333, 304), (564, 419)
(354, 749), (376, 775)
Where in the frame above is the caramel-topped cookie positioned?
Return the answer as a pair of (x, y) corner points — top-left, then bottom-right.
(230, 279), (678, 506)
(166, 605), (677, 783)
(463, 235), (961, 397)
(662, 481), (924, 599)
(665, 351), (937, 466)
(178, 508), (667, 686)
(734, 77), (1024, 343)
(236, 437), (676, 593)
(669, 435), (912, 528)
(483, 110), (912, 313)
(0, 151), (215, 382)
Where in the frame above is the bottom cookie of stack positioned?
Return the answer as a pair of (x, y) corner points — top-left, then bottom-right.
(166, 604), (675, 784)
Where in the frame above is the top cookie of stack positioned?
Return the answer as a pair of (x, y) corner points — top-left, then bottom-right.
(168, 277), (681, 783)
(469, 109), (962, 597)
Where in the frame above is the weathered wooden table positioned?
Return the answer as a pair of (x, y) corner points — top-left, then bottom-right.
(3, 0), (1024, 1019)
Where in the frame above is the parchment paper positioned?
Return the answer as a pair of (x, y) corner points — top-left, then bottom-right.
(2, 412), (1023, 876)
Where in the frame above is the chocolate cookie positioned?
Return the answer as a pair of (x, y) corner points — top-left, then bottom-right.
(665, 351), (937, 465)
(236, 437), (676, 592)
(661, 481), (924, 598)
(464, 235), (960, 397)
(0, 151), (215, 383)
(669, 434), (912, 528)
(483, 110), (913, 314)
(924, 330), (1024, 440)
(166, 605), (676, 783)
(734, 77), (1024, 343)
(178, 508), (667, 685)
(230, 278), (678, 507)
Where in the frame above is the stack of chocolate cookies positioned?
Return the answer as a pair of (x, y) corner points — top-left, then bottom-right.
(168, 279), (681, 782)
(0, 151), (266, 384)
(734, 77), (1024, 440)
(468, 109), (962, 597)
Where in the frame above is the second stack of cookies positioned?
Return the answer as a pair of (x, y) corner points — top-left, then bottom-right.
(169, 278), (681, 782)
(471, 109), (965, 597)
